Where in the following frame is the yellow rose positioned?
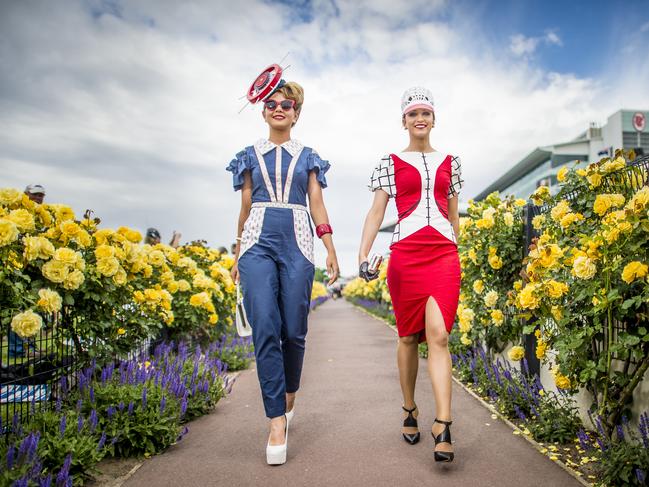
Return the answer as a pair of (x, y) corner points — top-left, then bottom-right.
(491, 309), (504, 326)
(34, 205), (53, 227)
(621, 261), (648, 284)
(488, 254), (503, 270)
(587, 173), (602, 188)
(531, 186), (550, 206)
(572, 256), (596, 280)
(95, 245), (115, 260)
(550, 305), (563, 321)
(52, 204), (75, 222)
(0, 188), (23, 207)
(536, 340), (548, 359)
(475, 217), (495, 229)
(468, 248), (478, 264)
(126, 229), (142, 243)
(37, 288), (63, 313)
(177, 279), (191, 292)
(53, 247), (77, 266)
(7, 209), (35, 232)
(601, 156), (625, 173)
(483, 290), (498, 308)
(518, 283), (540, 309)
(508, 346), (525, 361)
(42, 260), (70, 283)
(63, 269), (85, 290)
(460, 333), (472, 346)
(559, 213), (583, 229)
(23, 236), (55, 261)
(167, 281), (180, 293)
(0, 219), (20, 246)
(189, 292), (211, 308)
(11, 309), (43, 338)
(556, 166), (568, 182)
(554, 373), (571, 390)
(545, 280), (569, 299)
(593, 194), (625, 216)
(532, 214), (545, 231)
(473, 280), (484, 294)
(113, 267), (128, 286)
(515, 198), (526, 207)
(537, 244), (563, 268)
(117, 328), (126, 335)
(209, 314), (219, 325)
(503, 212), (514, 227)
(626, 186), (649, 213)
(93, 228), (114, 245)
(60, 221), (81, 239)
(550, 200), (571, 222)
(148, 250), (166, 267)
(96, 257), (120, 277)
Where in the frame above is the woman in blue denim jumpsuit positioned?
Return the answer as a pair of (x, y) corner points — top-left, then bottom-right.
(228, 80), (339, 464)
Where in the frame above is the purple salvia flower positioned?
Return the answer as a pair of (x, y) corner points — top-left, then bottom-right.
(28, 432), (40, 460)
(89, 386), (95, 403)
(14, 478), (28, 487)
(180, 396), (188, 417)
(89, 409), (98, 433)
(77, 414), (84, 433)
(56, 454), (72, 487)
(160, 395), (167, 414)
(55, 396), (62, 413)
(60, 375), (68, 395)
(128, 401), (134, 416)
(118, 401), (125, 412)
(7, 445), (15, 469)
(107, 406), (116, 420)
(39, 474), (53, 487)
(59, 414), (67, 437)
(635, 469), (646, 484)
(97, 432), (106, 451)
(616, 424), (625, 442)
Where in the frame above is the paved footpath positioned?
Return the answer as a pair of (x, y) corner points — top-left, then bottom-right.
(125, 299), (582, 487)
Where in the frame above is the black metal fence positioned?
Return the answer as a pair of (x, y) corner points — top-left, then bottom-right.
(0, 309), (159, 438)
(521, 154), (649, 370)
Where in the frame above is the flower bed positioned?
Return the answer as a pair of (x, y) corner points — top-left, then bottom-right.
(0, 339), (236, 485)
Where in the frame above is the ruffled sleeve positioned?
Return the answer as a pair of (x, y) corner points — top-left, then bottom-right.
(448, 155), (464, 198)
(226, 149), (250, 192)
(368, 155), (396, 198)
(307, 150), (330, 189)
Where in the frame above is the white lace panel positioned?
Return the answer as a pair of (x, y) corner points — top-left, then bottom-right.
(293, 209), (314, 264)
(240, 207), (265, 258)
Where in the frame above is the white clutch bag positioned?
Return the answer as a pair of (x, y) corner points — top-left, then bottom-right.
(235, 283), (252, 337)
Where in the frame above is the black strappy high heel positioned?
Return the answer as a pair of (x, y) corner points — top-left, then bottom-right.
(432, 418), (454, 462)
(401, 406), (420, 445)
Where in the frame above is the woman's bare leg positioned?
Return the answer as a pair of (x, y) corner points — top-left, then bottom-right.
(425, 297), (453, 453)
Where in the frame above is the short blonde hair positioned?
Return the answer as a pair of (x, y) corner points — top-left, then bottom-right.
(273, 81), (304, 112)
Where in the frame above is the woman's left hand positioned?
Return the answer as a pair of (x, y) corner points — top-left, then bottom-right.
(326, 252), (340, 285)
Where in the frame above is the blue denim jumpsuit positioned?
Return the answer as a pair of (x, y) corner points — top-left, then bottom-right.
(227, 139), (329, 418)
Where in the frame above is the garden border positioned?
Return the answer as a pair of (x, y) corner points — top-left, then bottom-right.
(348, 301), (591, 487)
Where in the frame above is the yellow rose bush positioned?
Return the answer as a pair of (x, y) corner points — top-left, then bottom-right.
(0, 189), (236, 359)
(454, 193), (525, 351)
(510, 151), (649, 435)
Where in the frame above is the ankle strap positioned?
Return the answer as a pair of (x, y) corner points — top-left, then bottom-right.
(434, 418), (452, 426)
(402, 405), (418, 413)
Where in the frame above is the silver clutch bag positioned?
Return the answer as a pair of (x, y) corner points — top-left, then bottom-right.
(235, 283), (252, 337)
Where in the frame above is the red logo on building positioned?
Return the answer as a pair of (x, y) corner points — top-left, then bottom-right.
(633, 112), (646, 132)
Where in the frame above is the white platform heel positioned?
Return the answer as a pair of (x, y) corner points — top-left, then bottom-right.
(285, 407), (295, 426)
(266, 415), (288, 465)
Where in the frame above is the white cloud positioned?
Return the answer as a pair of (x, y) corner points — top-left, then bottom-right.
(509, 29), (562, 57)
(1, 0), (647, 275)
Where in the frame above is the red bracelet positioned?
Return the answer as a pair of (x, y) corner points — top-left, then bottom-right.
(315, 223), (333, 239)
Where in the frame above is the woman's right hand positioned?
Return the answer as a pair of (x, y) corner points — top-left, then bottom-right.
(231, 262), (240, 284)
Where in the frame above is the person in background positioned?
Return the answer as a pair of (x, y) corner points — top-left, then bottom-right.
(24, 184), (45, 204)
(145, 227), (182, 248)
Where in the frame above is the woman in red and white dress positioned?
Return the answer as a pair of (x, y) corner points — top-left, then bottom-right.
(358, 87), (463, 463)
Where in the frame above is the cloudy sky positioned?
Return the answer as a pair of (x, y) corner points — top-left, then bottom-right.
(2, 0), (648, 275)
